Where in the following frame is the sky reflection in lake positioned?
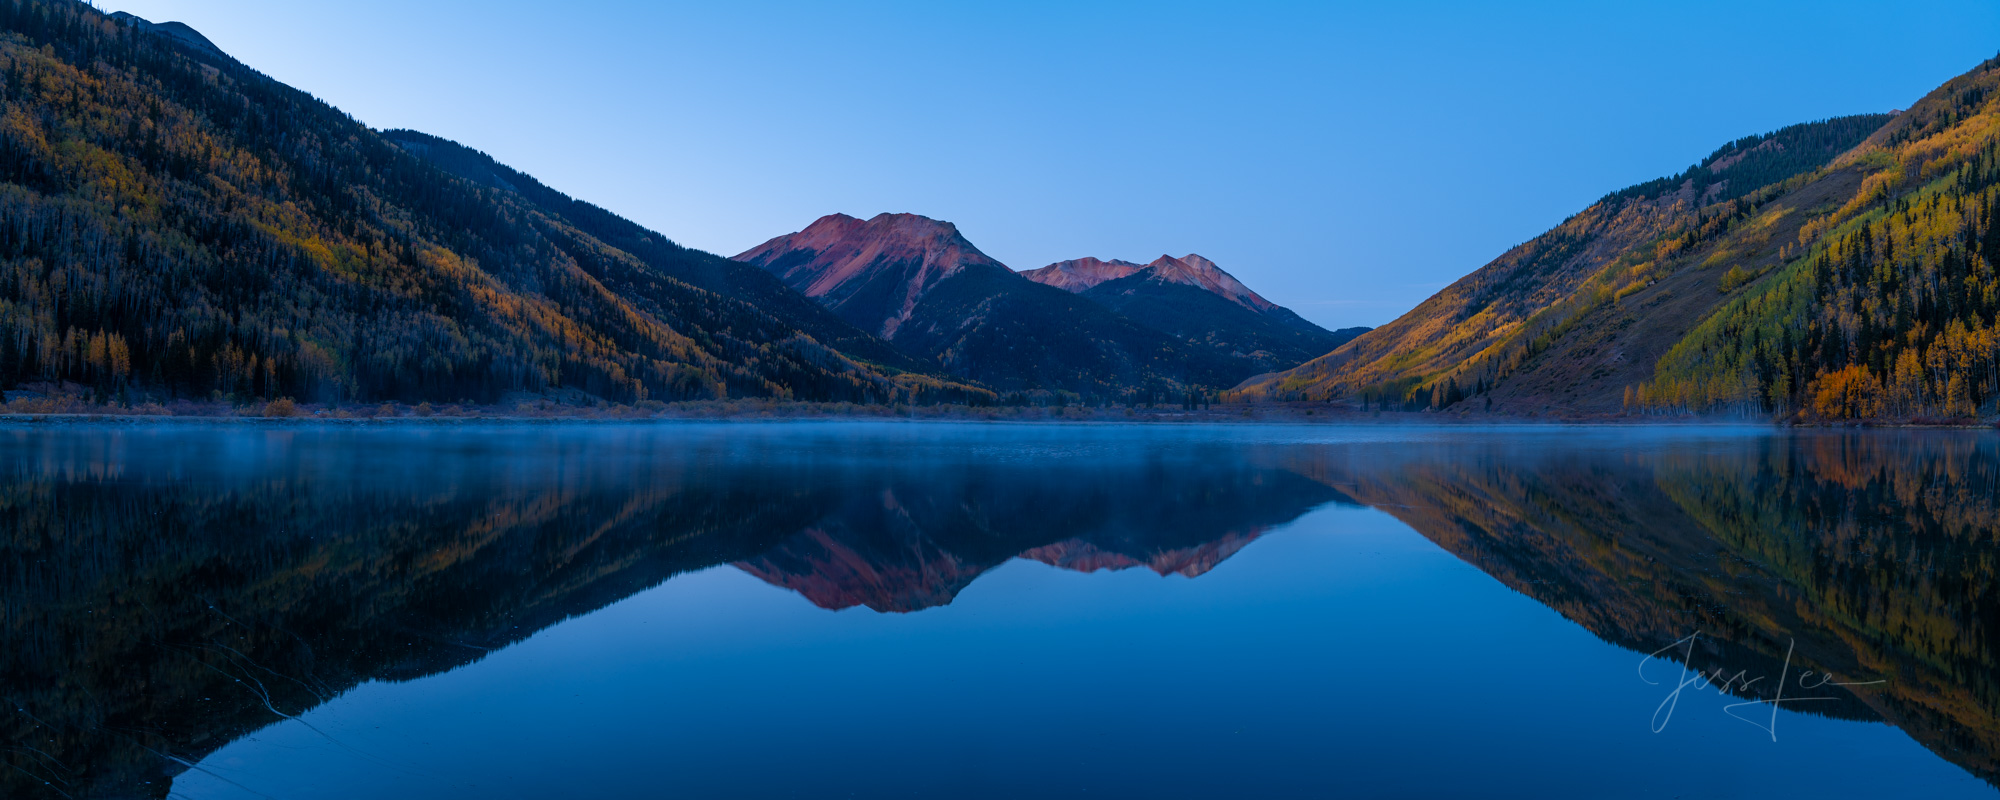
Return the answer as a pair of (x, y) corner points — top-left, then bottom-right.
(3, 423), (1996, 799)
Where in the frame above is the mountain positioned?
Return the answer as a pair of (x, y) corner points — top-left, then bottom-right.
(735, 212), (1002, 340)
(1017, 256), (1148, 293)
(1230, 111), (1898, 415)
(1023, 254), (1369, 372)
(0, 2), (987, 407)
(1638, 58), (2000, 420)
(736, 213), (1245, 397)
(1025, 254), (1273, 309)
(377, 130), (934, 377)
(106, 11), (223, 57)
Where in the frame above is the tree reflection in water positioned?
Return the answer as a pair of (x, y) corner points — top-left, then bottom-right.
(1, 425), (1997, 797)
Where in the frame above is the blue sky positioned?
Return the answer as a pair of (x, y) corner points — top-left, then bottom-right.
(103, 0), (2000, 328)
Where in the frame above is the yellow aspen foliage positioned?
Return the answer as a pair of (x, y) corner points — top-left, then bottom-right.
(1808, 365), (1885, 420)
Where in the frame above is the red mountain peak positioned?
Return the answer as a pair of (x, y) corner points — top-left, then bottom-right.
(1022, 252), (1278, 313)
(734, 212), (1010, 339)
(1146, 253), (1277, 312)
(1017, 257), (1147, 292)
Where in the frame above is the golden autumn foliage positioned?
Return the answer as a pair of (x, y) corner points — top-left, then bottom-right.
(1643, 56), (2000, 420)
(0, 0), (993, 407)
(1233, 114), (1891, 410)
(1807, 364), (1885, 420)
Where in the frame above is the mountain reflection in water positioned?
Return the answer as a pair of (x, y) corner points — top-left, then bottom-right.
(1, 424), (1997, 798)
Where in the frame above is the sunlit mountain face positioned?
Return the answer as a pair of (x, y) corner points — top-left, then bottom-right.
(4, 425), (1999, 797)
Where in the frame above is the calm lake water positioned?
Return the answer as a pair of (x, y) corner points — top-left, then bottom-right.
(3, 422), (1998, 799)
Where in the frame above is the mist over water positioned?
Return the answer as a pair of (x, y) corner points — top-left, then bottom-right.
(3, 423), (1996, 798)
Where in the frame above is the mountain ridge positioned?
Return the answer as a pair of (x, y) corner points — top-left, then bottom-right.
(0, 1), (994, 408)
(1023, 253), (1366, 374)
(1229, 110), (1899, 415)
(378, 131), (935, 376)
(107, 11), (225, 59)
(1021, 253), (1279, 313)
(736, 212), (1250, 396)
(735, 212), (1012, 340)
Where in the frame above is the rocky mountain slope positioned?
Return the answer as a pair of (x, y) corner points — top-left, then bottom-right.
(736, 213), (1247, 397)
(0, 1), (987, 406)
(1025, 253), (1368, 372)
(736, 212), (1007, 340)
(1230, 112), (1897, 416)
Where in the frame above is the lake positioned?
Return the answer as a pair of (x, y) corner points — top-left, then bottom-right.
(3, 422), (1997, 798)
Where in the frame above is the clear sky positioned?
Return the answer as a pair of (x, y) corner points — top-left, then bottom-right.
(101, 0), (2000, 329)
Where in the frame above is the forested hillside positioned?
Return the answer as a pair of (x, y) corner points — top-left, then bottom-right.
(378, 130), (934, 377)
(0, 1), (985, 406)
(1640, 55), (2000, 419)
(1231, 109), (1899, 416)
(1238, 52), (2000, 423)
(1603, 115), (1894, 207)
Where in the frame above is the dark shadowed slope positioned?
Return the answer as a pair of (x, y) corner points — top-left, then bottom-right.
(378, 130), (934, 376)
(1024, 254), (1367, 372)
(1024, 253), (1277, 310)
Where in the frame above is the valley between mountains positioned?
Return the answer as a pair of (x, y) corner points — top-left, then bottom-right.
(0, 0), (1998, 423)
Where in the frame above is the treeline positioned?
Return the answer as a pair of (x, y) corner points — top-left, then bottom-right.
(991, 384), (1219, 410)
(1641, 57), (2000, 420)
(0, 0), (991, 406)
(1603, 114), (1892, 206)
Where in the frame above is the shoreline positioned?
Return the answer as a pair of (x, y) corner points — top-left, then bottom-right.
(0, 395), (1986, 428)
(0, 408), (1973, 428)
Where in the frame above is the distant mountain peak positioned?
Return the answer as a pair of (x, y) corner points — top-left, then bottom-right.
(1022, 252), (1277, 313)
(1020, 257), (1148, 292)
(734, 212), (1009, 339)
(1148, 253), (1277, 312)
